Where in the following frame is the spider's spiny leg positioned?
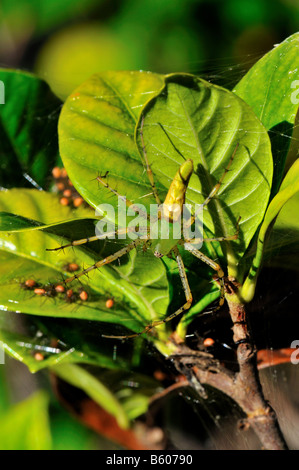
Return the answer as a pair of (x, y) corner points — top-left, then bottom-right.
(64, 238), (145, 284)
(46, 226), (149, 252)
(141, 246), (193, 329)
(149, 246), (193, 326)
(139, 115), (161, 205)
(103, 246), (193, 340)
(185, 216), (241, 245)
(46, 235), (101, 252)
(184, 243), (225, 310)
(96, 174), (149, 221)
(101, 328), (149, 340)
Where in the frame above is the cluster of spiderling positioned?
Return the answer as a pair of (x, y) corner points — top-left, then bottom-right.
(20, 268), (115, 309)
(20, 278), (90, 303)
(52, 166), (86, 208)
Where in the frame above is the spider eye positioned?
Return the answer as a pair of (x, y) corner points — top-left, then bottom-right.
(154, 251), (163, 258)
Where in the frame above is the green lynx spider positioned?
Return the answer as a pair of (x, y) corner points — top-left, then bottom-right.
(48, 120), (240, 339)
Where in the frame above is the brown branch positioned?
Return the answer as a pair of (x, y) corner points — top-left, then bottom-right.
(226, 278), (287, 449)
(169, 278), (288, 450)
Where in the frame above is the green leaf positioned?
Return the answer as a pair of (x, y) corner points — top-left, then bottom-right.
(0, 309), (162, 423)
(234, 33), (299, 131)
(234, 33), (299, 191)
(0, 307), (136, 374)
(0, 187), (95, 230)
(0, 364), (10, 417)
(138, 74), (273, 277)
(0, 69), (61, 189)
(0, 189), (169, 338)
(0, 391), (52, 450)
(284, 107), (299, 172)
(0, 327), (123, 373)
(264, 191), (299, 271)
(241, 158), (299, 302)
(58, 70), (165, 211)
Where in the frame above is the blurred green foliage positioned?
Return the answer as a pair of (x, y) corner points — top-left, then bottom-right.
(0, 362), (101, 450)
(1, 0), (299, 97)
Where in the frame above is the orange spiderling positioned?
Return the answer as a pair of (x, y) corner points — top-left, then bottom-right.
(34, 288), (46, 295)
(52, 167), (61, 179)
(106, 299), (114, 309)
(203, 337), (215, 347)
(34, 352), (44, 361)
(25, 279), (36, 288)
(60, 168), (68, 178)
(55, 284), (65, 293)
(79, 290), (88, 301)
(60, 197), (69, 206)
(73, 197), (84, 207)
(67, 263), (79, 272)
(63, 189), (72, 197)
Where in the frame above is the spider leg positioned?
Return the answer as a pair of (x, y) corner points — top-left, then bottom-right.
(185, 216), (241, 245)
(46, 226), (149, 252)
(64, 237), (146, 284)
(139, 115), (162, 205)
(184, 243), (225, 311)
(146, 246), (193, 329)
(102, 245), (193, 339)
(96, 173), (150, 221)
(46, 234), (104, 251)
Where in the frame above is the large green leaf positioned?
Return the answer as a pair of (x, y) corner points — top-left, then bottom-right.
(0, 308), (164, 426)
(0, 197), (219, 334)
(0, 305), (137, 375)
(0, 189), (169, 338)
(138, 74), (273, 277)
(0, 364), (10, 417)
(58, 71), (165, 211)
(0, 324), (127, 373)
(0, 188), (94, 228)
(284, 106), (299, 172)
(234, 33), (299, 191)
(58, 71), (273, 332)
(0, 69), (61, 189)
(234, 33), (299, 132)
(263, 191), (299, 271)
